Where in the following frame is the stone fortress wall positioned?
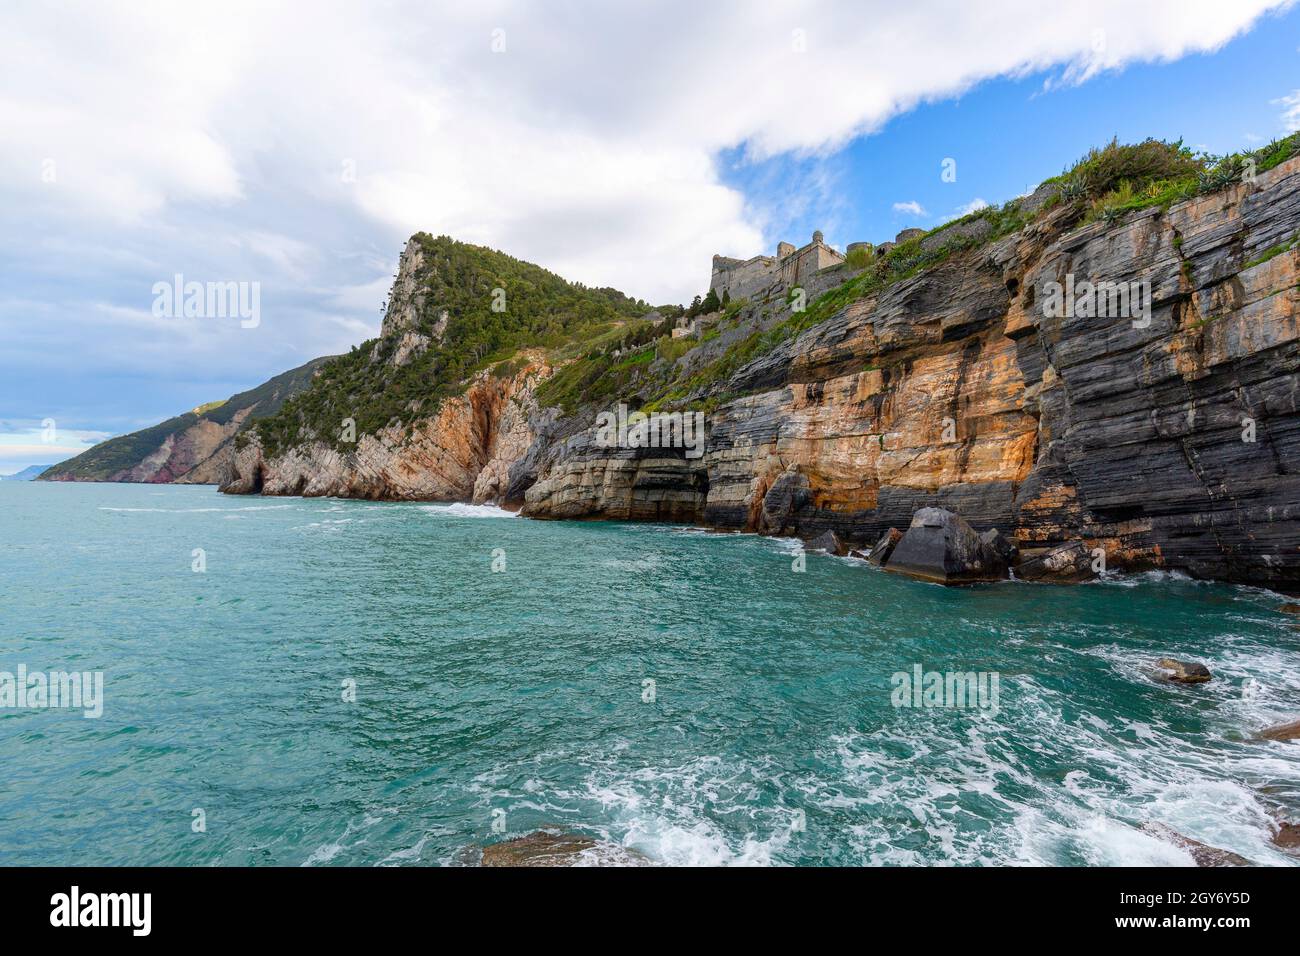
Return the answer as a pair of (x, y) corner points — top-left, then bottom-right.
(709, 230), (853, 303)
(709, 227), (944, 305)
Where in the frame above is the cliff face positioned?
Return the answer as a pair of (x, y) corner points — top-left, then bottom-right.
(512, 156), (1300, 588)
(220, 148), (1300, 589)
(222, 356), (548, 502)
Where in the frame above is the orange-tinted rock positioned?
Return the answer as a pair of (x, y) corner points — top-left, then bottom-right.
(1255, 719), (1300, 742)
(478, 830), (652, 867)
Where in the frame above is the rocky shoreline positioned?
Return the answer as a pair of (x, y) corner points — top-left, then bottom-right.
(219, 152), (1300, 592)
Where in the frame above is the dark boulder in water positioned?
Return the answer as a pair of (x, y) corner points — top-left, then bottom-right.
(1015, 542), (1095, 583)
(979, 528), (1019, 566)
(1155, 658), (1213, 684)
(759, 468), (810, 536)
(806, 530), (847, 556)
(885, 508), (1005, 584)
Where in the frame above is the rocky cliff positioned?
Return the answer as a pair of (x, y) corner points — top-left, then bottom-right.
(222, 355), (549, 501)
(219, 138), (1300, 589)
(504, 153), (1300, 588)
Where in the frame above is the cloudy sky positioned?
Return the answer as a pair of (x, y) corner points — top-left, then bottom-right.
(2, 0), (1298, 473)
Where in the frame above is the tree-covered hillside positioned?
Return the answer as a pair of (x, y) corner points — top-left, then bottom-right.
(252, 234), (651, 455)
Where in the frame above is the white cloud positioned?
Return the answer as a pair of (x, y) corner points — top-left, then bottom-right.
(893, 201), (927, 217)
(955, 198), (991, 216)
(0, 0), (1290, 428)
(0, 425), (108, 473)
(1278, 90), (1300, 133)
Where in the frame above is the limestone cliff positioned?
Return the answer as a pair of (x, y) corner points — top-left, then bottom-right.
(513, 154), (1300, 588)
(219, 141), (1300, 589)
(222, 357), (548, 502)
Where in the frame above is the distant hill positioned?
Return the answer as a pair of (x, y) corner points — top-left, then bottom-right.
(0, 465), (53, 481)
(40, 357), (333, 484)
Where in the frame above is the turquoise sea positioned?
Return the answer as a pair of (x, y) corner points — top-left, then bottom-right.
(2, 481), (1298, 866)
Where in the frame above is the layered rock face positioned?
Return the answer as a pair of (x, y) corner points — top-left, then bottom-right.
(222, 359), (547, 502)
(218, 156), (1300, 589)
(513, 157), (1300, 588)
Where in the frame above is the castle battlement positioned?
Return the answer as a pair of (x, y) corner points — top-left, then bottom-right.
(709, 230), (853, 302)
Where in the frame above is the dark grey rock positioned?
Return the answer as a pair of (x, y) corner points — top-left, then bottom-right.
(759, 468), (810, 536)
(806, 530), (847, 556)
(979, 528), (1019, 568)
(885, 508), (1004, 584)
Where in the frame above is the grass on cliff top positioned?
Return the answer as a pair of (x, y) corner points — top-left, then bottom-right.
(1049, 133), (1300, 223)
(253, 235), (650, 456)
(535, 196), (1040, 417)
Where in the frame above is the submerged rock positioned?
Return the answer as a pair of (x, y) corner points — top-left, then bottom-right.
(866, 528), (903, 566)
(806, 530), (847, 556)
(884, 508), (1005, 584)
(1155, 658), (1213, 684)
(478, 830), (653, 867)
(1255, 718), (1300, 742)
(1141, 822), (1251, 867)
(1280, 603), (1300, 615)
(1015, 542), (1095, 583)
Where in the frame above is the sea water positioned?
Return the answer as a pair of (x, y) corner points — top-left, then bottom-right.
(1, 481), (1298, 866)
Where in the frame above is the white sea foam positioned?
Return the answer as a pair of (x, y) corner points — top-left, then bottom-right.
(419, 502), (519, 519)
(301, 813), (387, 867)
(823, 661), (1300, 866)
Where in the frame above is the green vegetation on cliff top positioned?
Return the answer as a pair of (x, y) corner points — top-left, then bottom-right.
(543, 133), (1300, 416)
(253, 234), (649, 456)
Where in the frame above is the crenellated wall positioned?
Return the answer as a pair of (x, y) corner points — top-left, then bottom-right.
(710, 231), (848, 302)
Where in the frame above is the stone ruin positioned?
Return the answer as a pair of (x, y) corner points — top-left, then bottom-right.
(708, 230), (855, 304)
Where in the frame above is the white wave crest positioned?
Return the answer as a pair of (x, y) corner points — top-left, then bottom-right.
(419, 502), (519, 519)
